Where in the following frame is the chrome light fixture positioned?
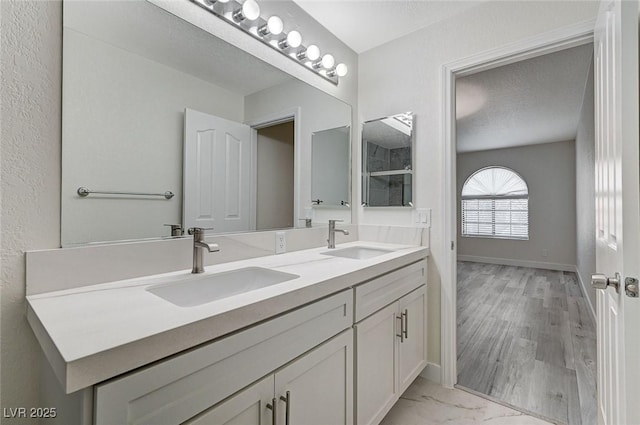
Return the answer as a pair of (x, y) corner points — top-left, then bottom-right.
(258, 16), (284, 37)
(278, 30), (302, 50)
(190, 0), (347, 84)
(328, 63), (348, 78)
(232, 0), (260, 22)
(296, 44), (320, 61)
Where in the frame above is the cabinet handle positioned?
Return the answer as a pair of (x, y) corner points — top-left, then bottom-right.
(396, 315), (404, 342)
(266, 397), (277, 425)
(403, 309), (408, 339)
(280, 391), (291, 425)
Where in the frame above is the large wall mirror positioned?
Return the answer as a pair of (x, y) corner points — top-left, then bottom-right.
(362, 112), (414, 207)
(61, 0), (352, 246)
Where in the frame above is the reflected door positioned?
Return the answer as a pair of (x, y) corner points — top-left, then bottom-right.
(183, 108), (251, 233)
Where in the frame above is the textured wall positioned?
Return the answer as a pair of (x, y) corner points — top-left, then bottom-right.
(575, 59), (596, 317)
(1, 0), (63, 413)
(457, 141), (577, 268)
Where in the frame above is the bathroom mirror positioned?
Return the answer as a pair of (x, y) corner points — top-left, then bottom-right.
(362, 112), (414, 207)
(61, 0), (351, 246)
(311, 126), (351, 207)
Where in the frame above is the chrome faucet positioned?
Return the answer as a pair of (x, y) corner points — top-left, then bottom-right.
(327, 220), (349, 249)
(188, 227), (220, 273)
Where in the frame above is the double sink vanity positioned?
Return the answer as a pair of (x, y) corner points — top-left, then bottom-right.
(27, 233), (428, 425)
(39, 1), (428, 422)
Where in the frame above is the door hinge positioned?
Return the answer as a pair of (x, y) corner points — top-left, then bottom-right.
(625, 277), (639, 298)
(451, 241), (455, 251)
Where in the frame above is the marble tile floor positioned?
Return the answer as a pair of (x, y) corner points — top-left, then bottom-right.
(380, 376), (554, 425)
(456, 262), (597, 425)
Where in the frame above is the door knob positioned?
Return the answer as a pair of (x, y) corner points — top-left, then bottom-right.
(591, 272), (620, 292)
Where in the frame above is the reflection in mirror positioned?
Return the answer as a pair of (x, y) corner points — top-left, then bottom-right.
(362, 112), (414, 207)
(311, 126), (351, 208)
(61, 0), (351, 246)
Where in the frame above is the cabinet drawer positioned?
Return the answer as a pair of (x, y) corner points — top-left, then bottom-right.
(94, 290), (353, 425)
(354, 260), (426, 322)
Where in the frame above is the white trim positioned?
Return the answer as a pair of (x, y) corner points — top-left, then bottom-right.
(574, 266), (597, 325)
(419, 362), (441, 384)
(246, 108), (302, 230)
(457, 255), (575, 272)
(441, 18), (595, 389)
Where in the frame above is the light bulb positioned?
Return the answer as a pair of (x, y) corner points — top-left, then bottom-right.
(306, 44), (320, 61)
(287, 31), (302, 48)
(233, 0), (260, 22)
(321, 53), (335, 69)
(258, 15), (283, 37)
(279, 30), (302, 49)
(242, 0), (260, 20)
(267, 16), (283, 35)
(296, 44), (320, 61)
(335, 63), (348, 77)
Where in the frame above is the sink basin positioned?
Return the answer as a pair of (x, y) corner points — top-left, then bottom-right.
(147, 267), (299, 307)
(321, 246), (395, 260)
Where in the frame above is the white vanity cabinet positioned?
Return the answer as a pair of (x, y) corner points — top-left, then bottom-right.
(94, 290), (353, 425)
(354, 261), (427, 425)
(185, 329), (353, 425)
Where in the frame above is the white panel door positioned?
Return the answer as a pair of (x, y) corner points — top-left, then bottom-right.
(355, 303), (398, 425)
(397, 287), (427, 394)
(593, 1), (640, 424)
(183, 108), (251, 233)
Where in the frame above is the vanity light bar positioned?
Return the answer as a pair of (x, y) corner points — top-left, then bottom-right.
(190, 0), (347, 85)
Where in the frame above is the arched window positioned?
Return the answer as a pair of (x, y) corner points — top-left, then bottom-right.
(461, 166), (529, 240)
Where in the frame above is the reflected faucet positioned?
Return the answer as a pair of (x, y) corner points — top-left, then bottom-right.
(188, 227), (220, 273)
(327, 220), (349, 249)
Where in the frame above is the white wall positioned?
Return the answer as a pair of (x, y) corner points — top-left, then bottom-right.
(358, 0), (599, 364)
(457, 141), (577, 268)
(576, 59), (596, 315)
(245, 79), (352, 224)
(1, 0), (62, 412)
(62, 29), (245, 245)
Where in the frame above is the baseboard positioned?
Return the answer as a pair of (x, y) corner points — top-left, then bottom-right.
(419, 362), (441, 384)
(574, 266), (597, 325)
(457, 255), (575, 272)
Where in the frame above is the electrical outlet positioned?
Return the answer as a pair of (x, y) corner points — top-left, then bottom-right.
(541, 249), (548, 258)
(275, 231), (286, 254)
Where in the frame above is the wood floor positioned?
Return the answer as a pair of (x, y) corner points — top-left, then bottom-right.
(456, 262), (597, 425)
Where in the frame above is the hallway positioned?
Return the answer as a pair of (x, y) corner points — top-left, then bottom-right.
(456, 262), (597, 425)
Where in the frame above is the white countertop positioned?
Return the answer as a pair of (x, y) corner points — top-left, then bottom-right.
(27, 241), (428, 393)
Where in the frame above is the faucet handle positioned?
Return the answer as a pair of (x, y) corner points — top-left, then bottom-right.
(164, 224), (184, 236)
(298, 218), (312, 228)
(187, 227), (214, 235)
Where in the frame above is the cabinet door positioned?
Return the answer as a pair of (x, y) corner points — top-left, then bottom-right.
(355, 302), (399, 425)
(274, 330), (353, 425)
(183, 376), (274, 425)
(397, 286), (427, 394)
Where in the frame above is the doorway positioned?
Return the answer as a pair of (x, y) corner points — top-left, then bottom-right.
(442, 22), (598, 425)
(255, 121), (295, 230)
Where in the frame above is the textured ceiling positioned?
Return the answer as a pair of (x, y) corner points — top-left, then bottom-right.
(456, 43), (593, 153)
(291, 0), (483, 53)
